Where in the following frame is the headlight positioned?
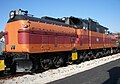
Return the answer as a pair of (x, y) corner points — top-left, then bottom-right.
(24, 24), (28, 28)
(9, 11), (15, 19)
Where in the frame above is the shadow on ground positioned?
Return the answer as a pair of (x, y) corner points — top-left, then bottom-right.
(103, 67), (120, 84)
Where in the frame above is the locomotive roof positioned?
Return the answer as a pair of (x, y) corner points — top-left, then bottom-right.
(8, 12), (108, 33)
(8, 15), (71, 27)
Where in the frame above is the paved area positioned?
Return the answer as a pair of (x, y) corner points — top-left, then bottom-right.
(49, 59), (120, 84)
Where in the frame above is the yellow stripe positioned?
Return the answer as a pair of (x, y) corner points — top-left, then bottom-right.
(72, 52), (78, 60)
(0, 60), (5, 71)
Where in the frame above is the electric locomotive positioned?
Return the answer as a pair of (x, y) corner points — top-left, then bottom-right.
(0, 9), (119, 74)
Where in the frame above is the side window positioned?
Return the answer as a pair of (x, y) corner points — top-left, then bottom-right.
(105, 30), (108, 34)
(96, 27), (99, 32)
(83, 22), (88, 30)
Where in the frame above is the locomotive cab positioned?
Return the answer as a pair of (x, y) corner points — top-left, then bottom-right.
(5, 9), (31, 53)
(4, 9), (33, 73)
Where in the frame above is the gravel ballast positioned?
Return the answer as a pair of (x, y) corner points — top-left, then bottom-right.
(0, 53), (120, 84)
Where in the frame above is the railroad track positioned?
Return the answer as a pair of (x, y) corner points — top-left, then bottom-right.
(0, 73), (27, 80)
(0, 69), (45, 80)
(0, 53), (120, 84)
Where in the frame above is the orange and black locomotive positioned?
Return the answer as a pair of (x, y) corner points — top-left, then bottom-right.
(0, 9), (119, 74)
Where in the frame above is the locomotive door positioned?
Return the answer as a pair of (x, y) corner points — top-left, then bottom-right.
(76, 29), (89, 49)
(82, 22), (89, 49)
(83, 29), (89, 49)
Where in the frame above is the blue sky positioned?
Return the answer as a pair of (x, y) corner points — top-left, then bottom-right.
(0, 0), (120, 32)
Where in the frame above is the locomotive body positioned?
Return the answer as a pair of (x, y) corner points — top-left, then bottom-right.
(0, 9), (119, 73)
(5, 18), (76, 53)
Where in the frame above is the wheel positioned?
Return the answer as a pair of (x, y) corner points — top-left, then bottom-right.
(83, 54), (89, 61)
(87, 56), (91, 61)
(90, 52), (95, 59)
(10, 61), (16, 75)
(53, 56), (64, 68)
(100, 52), (104, 57)
(40, 58), (52, 70)
(30, 56), (39, 72)
(106, 50), (111, 56)
(67, 54), (73, 64)
(95, 52), (100, 58)
(75, 54), (83, 64)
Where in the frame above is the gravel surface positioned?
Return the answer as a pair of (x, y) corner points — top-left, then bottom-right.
(50, 56), (120, 84)
(0, 53), (120, 84)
